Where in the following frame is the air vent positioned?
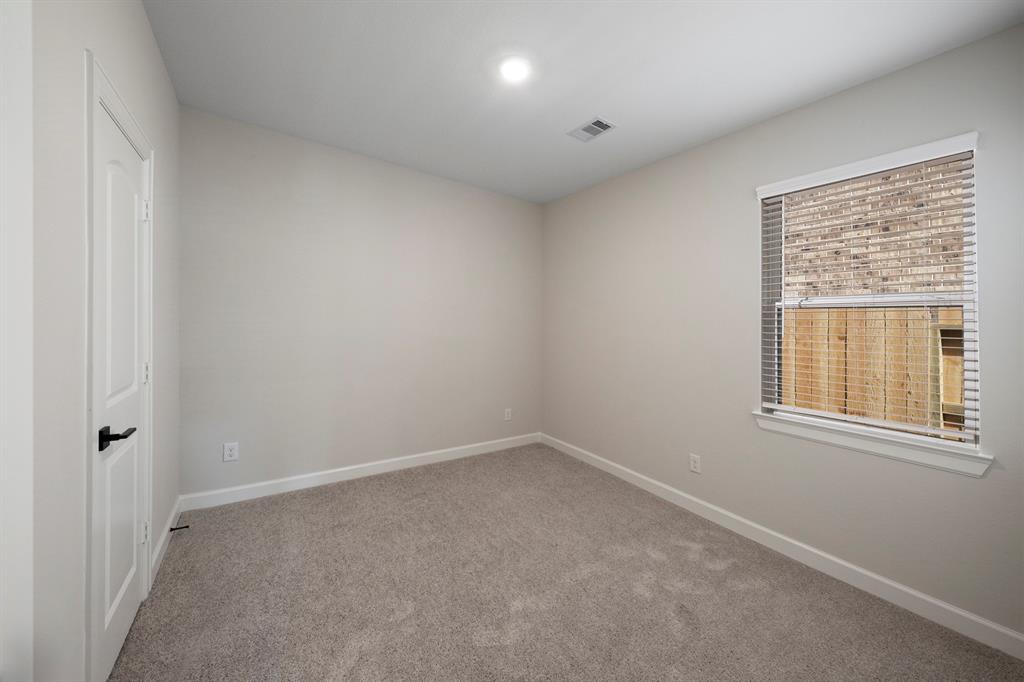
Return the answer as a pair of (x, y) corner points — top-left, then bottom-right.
(568, 117), (616, 142)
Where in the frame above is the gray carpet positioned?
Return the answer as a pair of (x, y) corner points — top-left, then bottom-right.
(111, 444), (1024, 681)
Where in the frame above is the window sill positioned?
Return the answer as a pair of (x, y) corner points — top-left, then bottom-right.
(753, 411), (993, 477)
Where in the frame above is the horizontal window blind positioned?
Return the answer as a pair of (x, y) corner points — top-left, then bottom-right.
(761, 151), (978, 443)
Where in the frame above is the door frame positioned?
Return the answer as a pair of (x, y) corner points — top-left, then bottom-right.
(84, 51), (156, 679)
(0, 2), (35, 679)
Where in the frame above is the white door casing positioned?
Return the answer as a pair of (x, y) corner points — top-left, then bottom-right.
(87, 54), (153, 682)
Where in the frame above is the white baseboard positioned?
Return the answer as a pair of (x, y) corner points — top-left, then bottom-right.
(150, 495), (180, 582)
(179, 433), (542, 512)
(539, 433), (1024, 661)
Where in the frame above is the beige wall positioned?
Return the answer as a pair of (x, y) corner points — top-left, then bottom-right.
(33, 1), (180, 678)
(542, 25), (1024, 633)
(1, 2), (35, 679)
(179, 108), (543, 494)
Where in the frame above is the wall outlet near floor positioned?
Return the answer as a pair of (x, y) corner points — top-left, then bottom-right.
(504, 408), (512, 421)
(689, 453), (702, 474)
(223, 442), (240, 462)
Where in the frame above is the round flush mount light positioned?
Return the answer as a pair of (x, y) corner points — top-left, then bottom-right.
(499, 57), (531, 84)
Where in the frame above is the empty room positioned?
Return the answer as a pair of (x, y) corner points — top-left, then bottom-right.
(2, 0), (1024, 680)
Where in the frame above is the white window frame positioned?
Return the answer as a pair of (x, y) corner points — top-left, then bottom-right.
(754, 132), (993, 477)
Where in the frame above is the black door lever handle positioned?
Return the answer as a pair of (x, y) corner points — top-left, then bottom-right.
(99, 425), (137, 451)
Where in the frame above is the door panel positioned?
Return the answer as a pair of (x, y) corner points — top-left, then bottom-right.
(105, 162), (139, 403)
(104, 441), (137, 626)
(91, 91), (148, 681)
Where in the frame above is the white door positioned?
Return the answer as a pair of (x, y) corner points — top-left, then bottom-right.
(89, 73), (150, 681)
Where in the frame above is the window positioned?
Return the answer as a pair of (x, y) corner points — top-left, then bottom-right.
(760, 142), (980, 453)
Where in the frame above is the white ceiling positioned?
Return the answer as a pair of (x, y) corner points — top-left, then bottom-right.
(143, 1), (1024, 203)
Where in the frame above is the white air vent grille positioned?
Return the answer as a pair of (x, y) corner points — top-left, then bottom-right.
(568, 117), (616, 142)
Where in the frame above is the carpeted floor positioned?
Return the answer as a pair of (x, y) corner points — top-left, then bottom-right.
(111, 444), (1024, 681)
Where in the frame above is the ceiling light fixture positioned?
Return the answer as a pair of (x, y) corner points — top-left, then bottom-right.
(499, 57), (531, 84)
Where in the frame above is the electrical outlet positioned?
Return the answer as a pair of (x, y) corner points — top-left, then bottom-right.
(223, 442), (239, 462)
(504, 408), (512, 421)
(689, 453), (702, 474)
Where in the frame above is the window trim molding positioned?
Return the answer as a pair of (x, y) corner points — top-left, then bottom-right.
(755, 132), (989, 476)
(753, 410), (993, 477)
(756, 131), (978, 199)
